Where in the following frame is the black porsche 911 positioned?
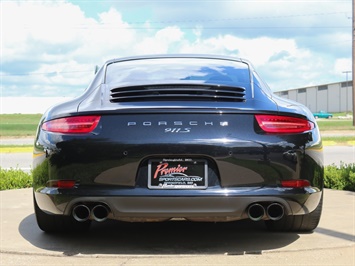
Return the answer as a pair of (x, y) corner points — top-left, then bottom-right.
(33, 54), (323, 233)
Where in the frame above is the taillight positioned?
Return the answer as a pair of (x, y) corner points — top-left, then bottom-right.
(281, 180), (311, 188)
(47, 180), (76, 189)
(255, 115), (314, 134)
(42, 115), (101, 134)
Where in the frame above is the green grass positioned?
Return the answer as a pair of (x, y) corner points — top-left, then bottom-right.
(0, 168), (32, 190)
(316, 119), (354, 131)
(324, 163), (355, 191)
(0, 114), (42, 137)
(322, 136), (355, 143)
(332, 112), (353, 117)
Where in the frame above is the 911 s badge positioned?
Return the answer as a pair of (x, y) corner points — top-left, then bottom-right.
(164, 128), (191, 133)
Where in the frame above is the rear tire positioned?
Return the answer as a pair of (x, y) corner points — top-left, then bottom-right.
(265, 193), (323, 232)
(33, 193), (91, 233)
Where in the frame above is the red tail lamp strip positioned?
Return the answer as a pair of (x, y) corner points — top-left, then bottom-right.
(47, 180), (76, 188)
(42, 115), (101, 134)
(255, 115), (314, 134)
(281, 180), (311, 188)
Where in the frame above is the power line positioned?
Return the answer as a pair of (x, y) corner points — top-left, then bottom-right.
(125, 11), (351, 25)
(0, 70), (92, 77)
(72, 26), (351, 29)
(21, 12), (351, 29)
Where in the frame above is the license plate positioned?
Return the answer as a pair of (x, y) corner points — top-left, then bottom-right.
(148, 158), (208, 189)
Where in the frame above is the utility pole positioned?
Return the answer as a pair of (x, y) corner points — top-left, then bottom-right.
(353, 0), (355, 126)
(343, 71), (351, 113)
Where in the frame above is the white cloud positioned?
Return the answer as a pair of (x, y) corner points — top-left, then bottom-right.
(133, 26), (185, 54)
(2, 1), (86, 61)
(0, 97), (73, 114)
(0, 0), (352, 101)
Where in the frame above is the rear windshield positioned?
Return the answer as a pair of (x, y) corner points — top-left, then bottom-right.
(105, 58), (251, 88)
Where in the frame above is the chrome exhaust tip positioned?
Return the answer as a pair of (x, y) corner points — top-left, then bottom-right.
(267, 203), (285, 221)
(92, 204), (110, 222)
(72, 205), (90, 222)
(247, 203), (266, 221)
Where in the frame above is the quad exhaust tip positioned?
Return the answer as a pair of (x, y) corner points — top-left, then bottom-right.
(72, 203), (110, 222)
(72, 205), (91, 222)
(266, 203), (285, 221)
(92, 204), (110, 222)
(247, 203), (266, 221)
(247, 202), (285, 221)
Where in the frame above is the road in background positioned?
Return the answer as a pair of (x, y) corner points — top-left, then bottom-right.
(0, 146), (354, 171)
(0, 138), (34, 145)
(0, 153), (32, 171)
(323, 146), (355, 165)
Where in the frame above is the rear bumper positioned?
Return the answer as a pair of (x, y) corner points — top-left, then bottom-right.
(34, 187), (322, 222)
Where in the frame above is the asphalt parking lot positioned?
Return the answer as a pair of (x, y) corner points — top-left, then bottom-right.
(0, 188), (354, 265)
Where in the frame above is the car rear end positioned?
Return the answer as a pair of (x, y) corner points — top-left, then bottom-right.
(33, 55), (323, 232)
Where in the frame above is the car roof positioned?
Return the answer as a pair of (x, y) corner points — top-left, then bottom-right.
(104, 54), (250, 66)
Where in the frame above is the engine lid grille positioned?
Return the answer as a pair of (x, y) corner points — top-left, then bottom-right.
(110, 84), (246, 103)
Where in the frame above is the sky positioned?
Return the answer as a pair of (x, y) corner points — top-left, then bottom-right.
(0, 0), (352, 99)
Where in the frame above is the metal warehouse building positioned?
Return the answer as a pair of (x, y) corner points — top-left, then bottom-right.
(274, 81), (353, 113)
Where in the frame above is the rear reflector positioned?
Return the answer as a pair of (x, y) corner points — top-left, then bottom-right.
(281, 180), (311, 188)
(47, 180), (76, 189)
(255, 115), (314, 134)
(42, 115), (101, 134)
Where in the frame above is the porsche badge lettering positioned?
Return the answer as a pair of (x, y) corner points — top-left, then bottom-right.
(127, 121), (228, 133)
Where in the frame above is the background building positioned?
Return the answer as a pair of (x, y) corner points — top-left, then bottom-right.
(274, 81), (353, 113)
